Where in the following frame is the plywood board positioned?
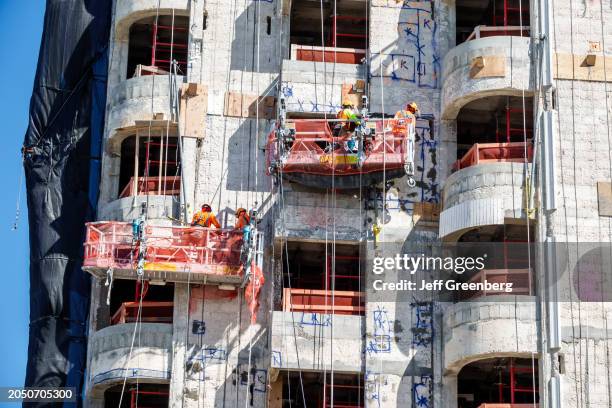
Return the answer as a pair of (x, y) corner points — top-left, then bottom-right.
(554, 53), (612, 82)
(597, 181), (612, 217)
(224, 92), (276, 119)
(469, 55), (506, 79)
(341, 81), (365, 109)
(413, 202), (441, 223)
(180, 83), (208, 139)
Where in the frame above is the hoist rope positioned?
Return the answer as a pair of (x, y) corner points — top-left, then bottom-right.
(515, 0), (538, 403)
(596, 0), (612, 404)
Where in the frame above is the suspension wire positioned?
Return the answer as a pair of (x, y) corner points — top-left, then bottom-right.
(243, 0), (263, 405)
(515, 0), (538, 402)
(12, 162), (24, 231)
(596, 0), (612, 404)
(377, 23), (387, 407)
(278, 165), (307, 407)
(564, 0), (584, 403)
(117, 277), (147, 408)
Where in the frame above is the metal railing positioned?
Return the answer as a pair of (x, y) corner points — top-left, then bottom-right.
(83, 222), (244, 277)
(453, 142), (533, 171)
(282, 288), (364, 316)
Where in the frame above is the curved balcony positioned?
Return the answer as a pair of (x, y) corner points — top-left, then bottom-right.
(106, 75), (184, 135)
(114, 0), (189, 39)
(442, 297), (538, 373)
(439, 157), (530, 240)
(88, 323), (172, 389)
(441, 35), (532, 120)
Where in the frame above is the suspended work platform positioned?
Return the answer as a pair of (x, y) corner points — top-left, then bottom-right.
(83, 222), (246, 285)
(266, 118), (416, 189)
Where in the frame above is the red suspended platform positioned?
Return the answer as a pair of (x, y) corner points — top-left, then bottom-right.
(83, 222), (245, 284)
(266, 118), (414, 189)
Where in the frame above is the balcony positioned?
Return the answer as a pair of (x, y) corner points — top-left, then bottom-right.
(459, 268), (532, 300)
(441, 35), (532, 120)
(111, 301), (174, 325)
(83, 222), (245, 284)
(443, 299), (537, 373)
(106, 75), (184, 134)
(283, 288), (364, 316)
(453, 142), (533, 171)
(119, 176), (181, 198)
(440, 95), (533, 240)
(88, 323), (172, 387)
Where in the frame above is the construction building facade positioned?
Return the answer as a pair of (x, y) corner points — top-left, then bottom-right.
(78, 0), (612, 407)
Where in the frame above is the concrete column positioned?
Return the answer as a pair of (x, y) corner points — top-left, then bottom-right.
(169, 283), (190, 408)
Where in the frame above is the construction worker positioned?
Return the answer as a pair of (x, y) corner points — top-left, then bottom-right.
(390, 102), (418, 130)
(336, 100), (361, 134)
(191, 204), (221, 228)
(235, 208), (251, 230)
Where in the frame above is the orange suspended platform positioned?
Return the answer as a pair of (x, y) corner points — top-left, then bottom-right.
(83, 221), (245, 285)
(266, 119), (414, 189)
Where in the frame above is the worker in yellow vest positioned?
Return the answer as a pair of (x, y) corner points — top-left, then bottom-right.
(191, 204), (221, 228)
(336, 100), (361, 133)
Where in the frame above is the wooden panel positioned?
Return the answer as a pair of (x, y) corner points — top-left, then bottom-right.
(413, 202), (441, 223)
(268, 374), (283, 408)
(554, 53), (612, 81)
(224, 92), (276, 119)
(180, 83), (208, 139)
(469, 55), (506, 79)
(341, 81), (365, 109)
(597, 181), (612, 217)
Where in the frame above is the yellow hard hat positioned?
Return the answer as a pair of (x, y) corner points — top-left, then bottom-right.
(342, 100), (354, 107)
(407, 102), (419, 112)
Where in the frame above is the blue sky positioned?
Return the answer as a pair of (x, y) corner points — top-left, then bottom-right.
(0, 1), (45, 388)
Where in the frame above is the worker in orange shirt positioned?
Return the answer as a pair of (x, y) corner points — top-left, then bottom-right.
(235, 208), (251, 229)
(393, 102), (419, 128)
(191, 204), (221, 228)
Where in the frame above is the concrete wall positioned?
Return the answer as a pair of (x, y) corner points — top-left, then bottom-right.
(270, 311), (365, 373)
(281, 60), (365, 114)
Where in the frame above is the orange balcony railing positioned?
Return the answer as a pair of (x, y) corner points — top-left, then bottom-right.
(453, 142), (533, 171)
(119, 176), (181, 198)
(460, 268), (533, 300)
(83, 222), (244, 284)
(291, 44), (366, 64)
(111, 301), (174, 325)
(283, 288), (364, 316)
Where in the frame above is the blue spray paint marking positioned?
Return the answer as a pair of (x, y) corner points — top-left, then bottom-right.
(271, 350), (282, 366)
(92, 368), (170, 385)
(300, 312), (332, 327)
(366, 306), (392, 354)
(411, 303), (433, 348)
(365, 371), (388, 408)
(240, 368), (268, 393)
(187, 347), (228, 381)
(413, 375), (433, 408)
(371, 1), (440, 89)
